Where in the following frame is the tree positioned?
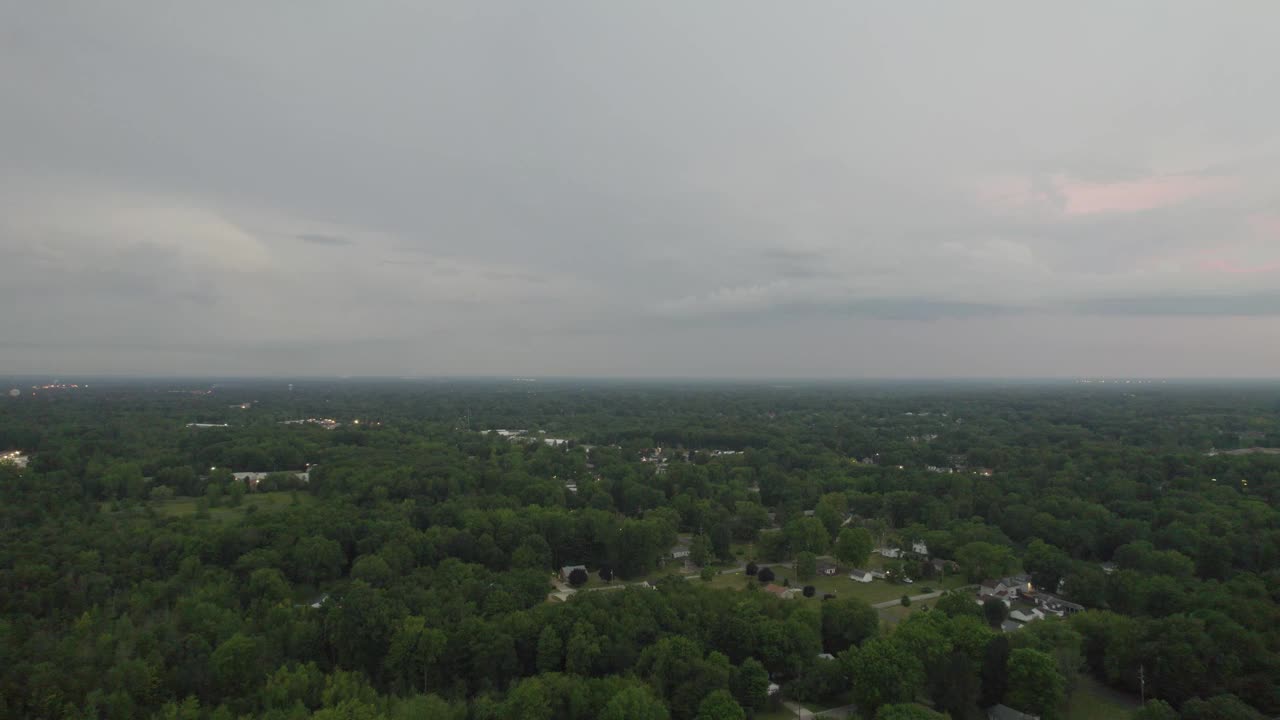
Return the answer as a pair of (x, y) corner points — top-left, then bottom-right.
(731, 657), (770, 710)
(695, 690), (745, 720)
(745, 562), (759, 576)
(803, 585), (816, 597)
(325, 581), (398, 681)
(711, 523), (734, 563)
(983, 598), (1007, 628)
(980, 636), (1011, 708)
(565, 621), (601, 675)
(350, 555), (393, 588)
(601, 686), (670, 720)
(701, 567), (716, 582)
(1132, 699), (1179, 720)
(385, 616), (447, 693)
(901, 594), (912, 607)
(568, 567), (589, 587)
(836, 527), (874, 568)
(956, 542), (1018, 583)
(757, 567), (776, 583)
(1180, 694), (1266, 720)
(786, 518), (831, 555)
(691, 535), (714, 567)
(850, 637), (924, 718)
(599, 567), (614, 582)
(1005, 648), (1065, 720)
(1024, 539), (1072, 593)
(931, 650), (981, 720)
(935, 591), (983, 619)
(503, 677), (553, 720)
(227, 478), (245, 507)
(815, 494), (847, 538)
(210, 633), (264, 698)
(821, 597), (879, 653)
(535, 626), (562, 674)
(796, 552), (818, 581)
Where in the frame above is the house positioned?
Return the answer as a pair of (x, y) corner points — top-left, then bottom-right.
(670, 543), (691, 560)
(559, 565), (587, 582)
(817, 562), (838, 576)
(930, 558), (957, 575)
(308, 593), (330, 609)
(0, 451), (29, 468)
(878, 547), (903, 559)
(986, 704), (1039, 720)
(816, 653), (836, 661)
(1000, 620), (1022, 633)
(911, 540), (929, 556)
(1100, 562), (1118, 575)
(1009, 608), (1044, 623)
(232, 470), (309, 488)
(849, 569), (874, 583)
(978, 579), (1017, 604)
(1035, 593), (1084, 616)
(869, 569), (887, 580)
(764, 584), (795, 599)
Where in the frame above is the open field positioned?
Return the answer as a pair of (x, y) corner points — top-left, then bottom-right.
(705, 564), (967, 605)
(103, 491), (312, 523)
(1064, 675), (1140, 720)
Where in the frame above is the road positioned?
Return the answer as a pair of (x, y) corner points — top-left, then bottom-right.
(871, 588), (946, 608)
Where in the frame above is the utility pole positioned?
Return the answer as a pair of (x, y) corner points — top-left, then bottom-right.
(1139, 663), (1146, 705)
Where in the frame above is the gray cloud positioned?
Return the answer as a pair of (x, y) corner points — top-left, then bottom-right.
(297, 233), (354, 247)
(2, 2), (1280, 377)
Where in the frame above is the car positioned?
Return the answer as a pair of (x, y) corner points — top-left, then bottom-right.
(902, 577), (914, 584)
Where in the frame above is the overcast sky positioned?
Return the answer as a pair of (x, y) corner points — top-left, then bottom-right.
(3, 2), (1279, 378)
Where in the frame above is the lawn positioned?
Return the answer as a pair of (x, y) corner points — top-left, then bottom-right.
(701, 564), (967, 606)
(112, 491), (314, 523)
(878, 602), (926, 624)
(1063, 675), (1139, 720)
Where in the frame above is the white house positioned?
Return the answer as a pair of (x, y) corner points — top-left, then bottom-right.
(1009, 608), (1045, 623)
(849, 569), (874, 583)
(670, 543), (691, 560)
(232, 470), (309, 487)
(912, 540), (929, 556)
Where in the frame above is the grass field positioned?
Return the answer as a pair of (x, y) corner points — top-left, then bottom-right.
(104, 491), (312, 523)
(1064, 675), (1139, 720)
(703, 564), (966, 605)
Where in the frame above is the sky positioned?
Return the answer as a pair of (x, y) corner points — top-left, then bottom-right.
(3, 1), (1280, 378)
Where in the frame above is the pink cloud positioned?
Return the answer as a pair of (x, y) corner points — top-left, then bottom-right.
(976, 173), (1237, 216)
(1249, 213), (1280, 239)
(1198, 257), (1280, 275)
(1056, 174), (1236, 216)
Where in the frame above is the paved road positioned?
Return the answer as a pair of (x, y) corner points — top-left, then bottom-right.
(872, 589), (945, 608)
(872, 585), (978, 608)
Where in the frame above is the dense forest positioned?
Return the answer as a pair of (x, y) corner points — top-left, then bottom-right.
(1, 378), (1278, 720)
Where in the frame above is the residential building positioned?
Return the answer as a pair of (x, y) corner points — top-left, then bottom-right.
(849, 569), (873, 583)
(559, 565), (587, 582)
(1009, 608), (1045, 623)
(0, 451), (29, 468)
(817, 562), (838, 576)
